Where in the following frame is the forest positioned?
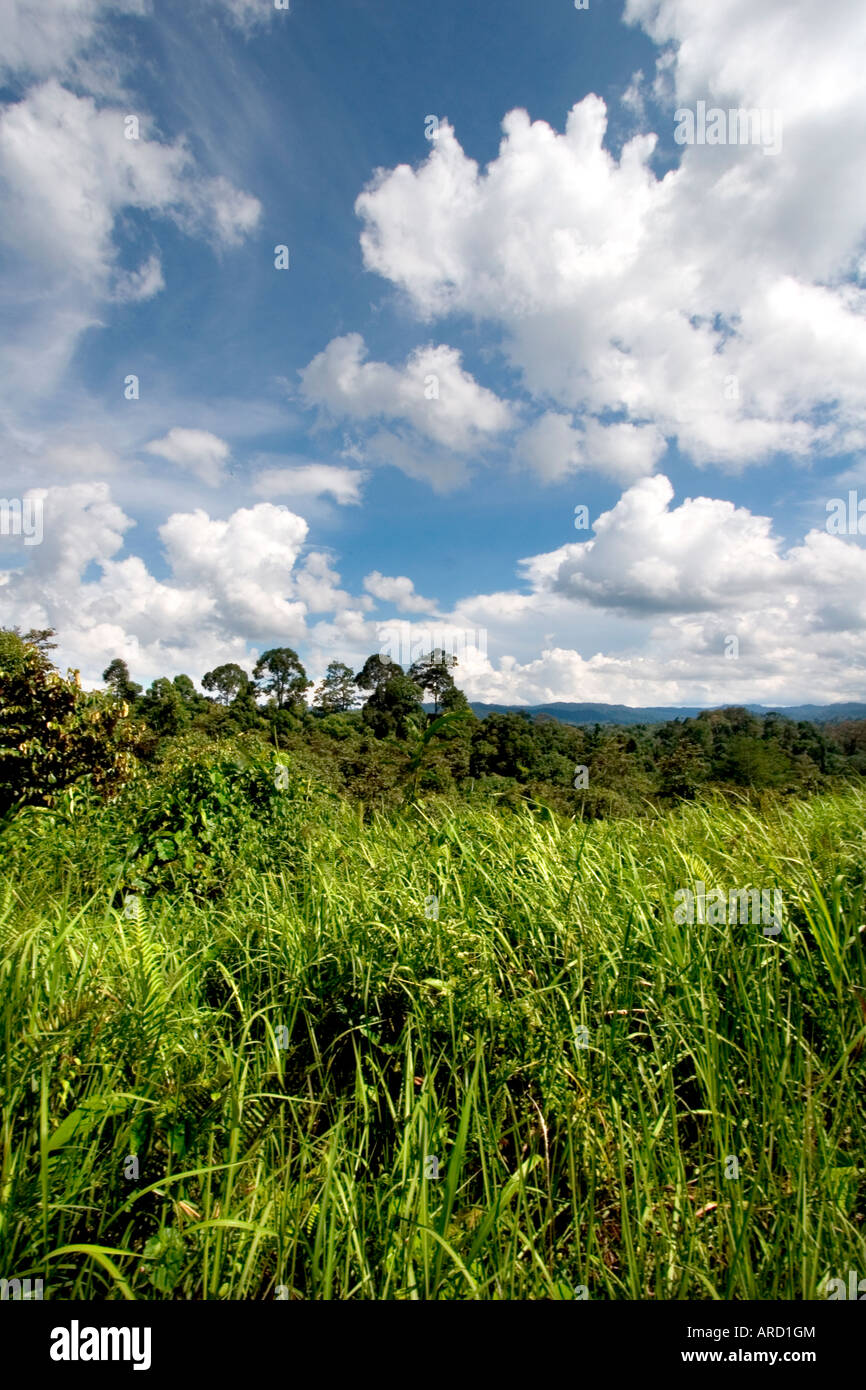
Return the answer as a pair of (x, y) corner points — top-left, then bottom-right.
(3, 626), (864, 823)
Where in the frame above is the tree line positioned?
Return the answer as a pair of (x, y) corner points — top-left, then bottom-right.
(2, 626), (864, 818)
(102, 645), (468, 738)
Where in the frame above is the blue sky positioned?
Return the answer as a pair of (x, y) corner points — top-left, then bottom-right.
(1, 0), (865, 707)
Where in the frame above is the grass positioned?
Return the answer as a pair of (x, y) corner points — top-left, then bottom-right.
(0, 772), (864, 1299)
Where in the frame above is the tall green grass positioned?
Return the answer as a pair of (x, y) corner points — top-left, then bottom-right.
(1, 781), (864, 1299)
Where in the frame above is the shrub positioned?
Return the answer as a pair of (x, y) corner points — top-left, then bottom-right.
(0, 629), (140, 816)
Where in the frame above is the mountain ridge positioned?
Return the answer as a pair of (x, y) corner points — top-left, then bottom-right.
(453, 701), (866, 727)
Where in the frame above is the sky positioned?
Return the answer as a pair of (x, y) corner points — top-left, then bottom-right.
(1, 0), (865, 707)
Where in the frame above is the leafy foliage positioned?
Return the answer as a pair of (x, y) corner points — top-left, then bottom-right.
(253, 647), (311, 710)
(0, 629), (141, 816)
(313, 660), (358, 713)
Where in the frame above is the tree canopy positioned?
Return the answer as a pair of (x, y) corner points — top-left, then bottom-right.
(6, 629), (859, 819)
(253, 648), (311, 710)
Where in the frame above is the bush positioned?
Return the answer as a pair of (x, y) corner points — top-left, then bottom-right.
(119, 737), (320, 898)
(0, 629), (141, 817)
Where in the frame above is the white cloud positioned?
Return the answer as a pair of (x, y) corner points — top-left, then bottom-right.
(0, 486), (316, 680)
(210, 0), (279, 31)
(0, 81), (261, 405)
(159, 504), (309, 638)
(583, 420), (668, 481)
(516, 412), (667, 483)
(0, 0), (148, 84)
(522, 474), (787, 614)
(0, 82), (259, 278)
(298, 333), (514, 487)
(145, 428), (231, 487)
(516, 413), (583, 484)
(431, 472), (866, 705)
(253, 464), (368, 506)
(295, 552), (372, 615)
(363, 571), (437, 614)
(4, 473), (866, 707)
(354, 0), (866, 474)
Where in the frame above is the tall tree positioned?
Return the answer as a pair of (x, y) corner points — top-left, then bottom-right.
(408, 649), (458, 716)
(313, 661), (359, 714)
(355, 654), (402, 693)
(139, 677), (190, 736)
(172, 674), (208, 714)
(253, 648), (310, 710)
(22, 628), (58, 655)
(102, 657), (142, 705)
(202, 663), (251, 706)
(361, 672), (424, 740)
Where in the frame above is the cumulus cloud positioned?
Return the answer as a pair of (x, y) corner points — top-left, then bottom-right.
(363, 571), (437, 614)
(298, 333), (514, 488)
(447, 472), (866, 704)
(253, 464), (368, 506)
(295, 552), (373, 615)
(353, 0), (866, 472)
(158, 504), (309, 638)
(346, 467), (865, 709)
(4, 472), (866, 707)
(516, 412), (667, 483)
(516, 413), (583, 484)
(522, 474), (788, 614)
(145, 428), (231, 487)
(0, 486), (319, 680)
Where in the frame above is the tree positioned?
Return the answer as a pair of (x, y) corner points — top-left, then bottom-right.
(361, 672), (424, 740)
(253, 648), (310, 710)
(103, 657), (142, 705)
(408, 650), (458, 716)
(172, 673), (204, 707)
(469, 712), (538, 779)
(202, 663), (251, 706)
(313, 661), (358, 714)
(355, 654), (402, 693)
(0, 628), (139, 814)
(719, 734), (791, 789)
(657, 740), (709, 800)
(139, 677), (190, 736)
(21, 628), (58, 655)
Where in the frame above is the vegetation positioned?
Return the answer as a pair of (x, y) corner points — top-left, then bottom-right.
(1, 631), (851, 818)
(0, 629), (863, 1299)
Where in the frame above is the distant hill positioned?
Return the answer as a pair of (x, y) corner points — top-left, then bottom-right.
(449, 701), (866, 727)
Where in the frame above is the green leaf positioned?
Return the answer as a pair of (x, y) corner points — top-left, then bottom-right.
(142, 1227), (186, 1293)
(47, 1093), (132, 1153)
